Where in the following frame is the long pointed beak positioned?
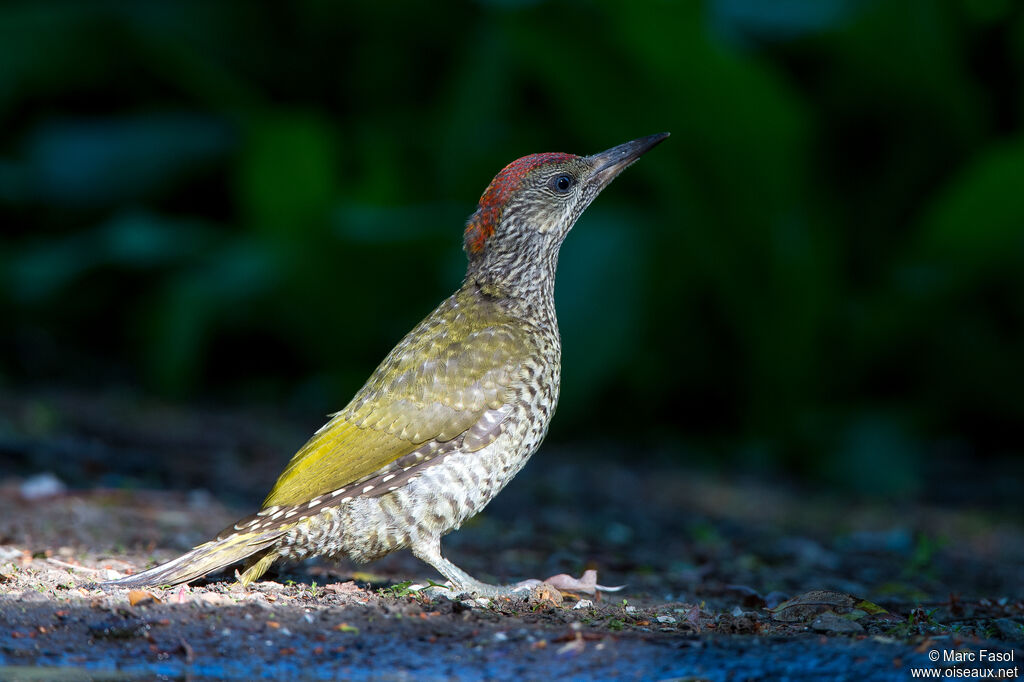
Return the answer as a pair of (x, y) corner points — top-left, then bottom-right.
(587, 132), (670, 189)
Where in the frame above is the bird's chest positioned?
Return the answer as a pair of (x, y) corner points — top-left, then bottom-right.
(292, 329), (561, 562)
(393, 338), (561, 533)
(505, 343), (561, 463)
(453, 333), (561, 505)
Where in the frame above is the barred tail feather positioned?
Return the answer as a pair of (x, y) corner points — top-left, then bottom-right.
(102, 529), (287, 589)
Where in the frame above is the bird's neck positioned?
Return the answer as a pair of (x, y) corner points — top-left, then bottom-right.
(463, 247), (560, 331)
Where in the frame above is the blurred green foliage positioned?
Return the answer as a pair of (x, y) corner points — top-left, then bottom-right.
(1, 0), (1022, 491)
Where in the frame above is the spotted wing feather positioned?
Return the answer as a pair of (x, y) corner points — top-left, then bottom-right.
(258, 293), (530, 512)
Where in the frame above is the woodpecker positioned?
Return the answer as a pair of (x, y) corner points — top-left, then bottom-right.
(105, 133), (669, 596)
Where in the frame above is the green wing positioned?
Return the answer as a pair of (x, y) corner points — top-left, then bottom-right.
(262, 293), (531, 509)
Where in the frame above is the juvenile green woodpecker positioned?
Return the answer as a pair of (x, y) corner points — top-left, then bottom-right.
(106, 133), (669, 596)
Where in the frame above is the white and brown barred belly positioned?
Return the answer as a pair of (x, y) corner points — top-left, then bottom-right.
(274, 337), (560, 565)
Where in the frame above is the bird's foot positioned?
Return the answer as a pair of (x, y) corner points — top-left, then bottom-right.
(417, 578), (534, 599)
(411, 539), (623, 602)
(417, 570), (623, 601)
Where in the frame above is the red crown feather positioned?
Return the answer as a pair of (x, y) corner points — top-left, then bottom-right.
(464, 152), (576, 254)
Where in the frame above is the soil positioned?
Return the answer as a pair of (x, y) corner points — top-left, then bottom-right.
(0, 389), (1022, 680)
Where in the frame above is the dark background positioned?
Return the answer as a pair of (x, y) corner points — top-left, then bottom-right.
(2, 1), (1022, 506)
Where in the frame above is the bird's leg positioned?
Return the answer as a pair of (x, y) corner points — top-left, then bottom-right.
(237, 550), (278, 587)
(411, 536), (530, 598)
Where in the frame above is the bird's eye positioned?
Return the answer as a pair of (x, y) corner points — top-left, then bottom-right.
(551, 174), (574, 193)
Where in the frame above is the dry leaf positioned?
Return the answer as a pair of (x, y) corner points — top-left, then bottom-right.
(325, 581), (361, 595)
(767, 590), (888, 623)
(556, 632), (586, 656)
(542, 570), (624, 595)
(682, 604), (703, 631)
(127, 590), (160, 606)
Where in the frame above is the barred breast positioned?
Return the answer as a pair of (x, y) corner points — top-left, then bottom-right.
(276, 322), (561, 565)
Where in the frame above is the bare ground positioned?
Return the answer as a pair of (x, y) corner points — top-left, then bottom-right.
(0, 389), (1022, 680)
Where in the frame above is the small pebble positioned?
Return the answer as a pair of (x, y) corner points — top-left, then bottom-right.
(656, 615), (676, 624)
(20, 473), (66, 501)
(0, 547), (23, 562)
(573, 599), (594, 610)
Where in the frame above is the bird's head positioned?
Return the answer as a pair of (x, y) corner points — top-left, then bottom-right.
(463, 133), (669, 283)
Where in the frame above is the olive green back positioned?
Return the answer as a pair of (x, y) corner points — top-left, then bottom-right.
(262, 288), (534, 508)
